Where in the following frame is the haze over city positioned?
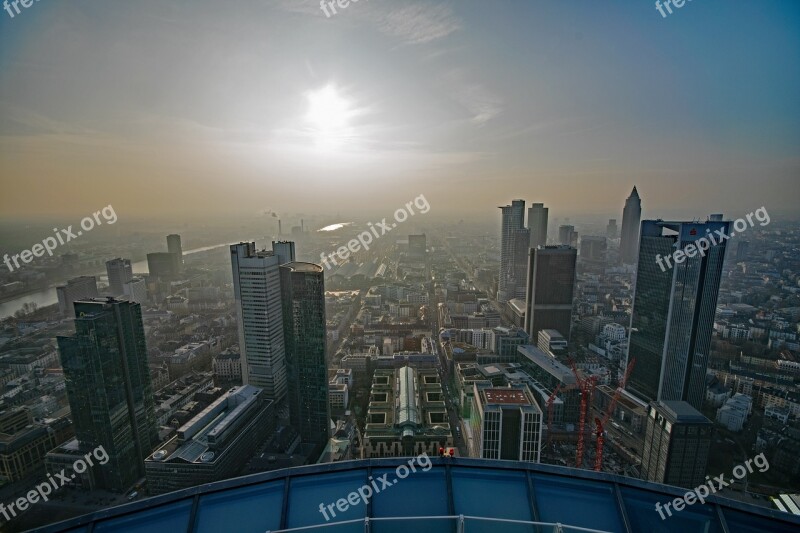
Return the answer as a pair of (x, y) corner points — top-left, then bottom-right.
(0, 2), (799, 533)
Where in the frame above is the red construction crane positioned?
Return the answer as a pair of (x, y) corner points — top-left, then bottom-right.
(545, 383), (563, 446)
(593, 358), (636, 472)
(569, 359), (597, 469)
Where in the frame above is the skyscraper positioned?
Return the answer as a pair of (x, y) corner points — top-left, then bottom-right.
(619, 186), (642, 264)
(511, 227), (531, 300)
(105, 258), (133, 295)
(230, 242), (291, 400)
(167, 234), (183, 272)
(56, 276), (98, 315)
(524, 245), (577, 341)
(580, 236), (607, 262)
(56, 298), (158, 492)
(606, 219), (618, 239)
(498, 200), (526, 303)
(281, 262), (330, 453)
(641, 400), (712, 488)
(527, 203), (549, 248)
(408, 234), (427, 258)
(558, 225), (577, 247)
(626, 219), (730, 410)
(147, 252), (177, 280)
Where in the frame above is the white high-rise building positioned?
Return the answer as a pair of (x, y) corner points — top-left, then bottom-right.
(230, 241), (295, 400)
(106, 258), (133, 295)
(527, 203), (549, 248)
(123, 277), (148, 304)
(56, 276), (99, 315)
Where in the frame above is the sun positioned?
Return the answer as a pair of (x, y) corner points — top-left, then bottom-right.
(305, 84), (353, 149)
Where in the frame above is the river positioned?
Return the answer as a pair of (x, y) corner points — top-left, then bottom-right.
(0, 243), (234, 319)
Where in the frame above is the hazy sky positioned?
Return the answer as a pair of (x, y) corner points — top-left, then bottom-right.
(1, 1), (798, 221)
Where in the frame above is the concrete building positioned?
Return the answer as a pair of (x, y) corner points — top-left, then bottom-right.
(167, 234), (183, 272)
(230, 241), (293, 400)
(537, 329), (567, 356)
(524, 246), (576, 342)
(527, 203), (549, 248)
(363, 366), (452, 457)
(641, 401), (712, 489)
(105, 258), (133, 296)
(716, 393), (752, 432)
(497, 200), (526, 303)
(123, 277), (147, 304)
(469, 382), (542, 462)
(145, 385), (275, 495)
(213, 348), (242, 388)
(56, 276), (98, 315)
(0, 408), (69, 483)
(147, 252), (178, 280)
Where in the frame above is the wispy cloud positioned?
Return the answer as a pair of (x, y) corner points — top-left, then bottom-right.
(372, 3), (461, 45)
(439, 69), (503, 125)
(272, 0), (461, 45)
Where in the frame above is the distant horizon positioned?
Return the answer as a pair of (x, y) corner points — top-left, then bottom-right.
(2, 2), (799, 220)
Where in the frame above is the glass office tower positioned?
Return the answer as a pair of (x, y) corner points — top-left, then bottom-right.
(56, 298), (158, 492)
(626, 219), (730, 410)
(280, 262), (330, 454)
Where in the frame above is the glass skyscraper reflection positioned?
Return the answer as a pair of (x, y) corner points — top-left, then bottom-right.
(281, 262), (330, 455)
(626, 219), (730, 410)
(56, 298), (158, 492)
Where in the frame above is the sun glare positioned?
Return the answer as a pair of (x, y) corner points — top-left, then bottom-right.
(305, 85), (353, 149)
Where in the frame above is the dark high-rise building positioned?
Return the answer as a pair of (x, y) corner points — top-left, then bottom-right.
(527, 203), (549, 248)
(558, 225), (575, 246)
(57, 298), (158, 492)
(105, 258), (133, 295)
(641, 400), (712, 488)
(626, 219), (730, 410)
(408, 234), (427, 258)
(580, 236), (607, 262)
(147, 252), (177, 280)
(511, 228), (531, 300)
(606, 219), (618, 239)
(498, 200), (526, 303)
(167, 234), (183, 272)
(524, 245), (577, 341)
(735, 240), (750, 261)
(280, 262), (330, 454)
(619, 186), (642, 264)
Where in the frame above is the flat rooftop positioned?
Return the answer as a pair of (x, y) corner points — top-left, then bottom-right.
(482, 388), (530, 406)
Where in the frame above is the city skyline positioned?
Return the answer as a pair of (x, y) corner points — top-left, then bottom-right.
(0, 2), (798, 531)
